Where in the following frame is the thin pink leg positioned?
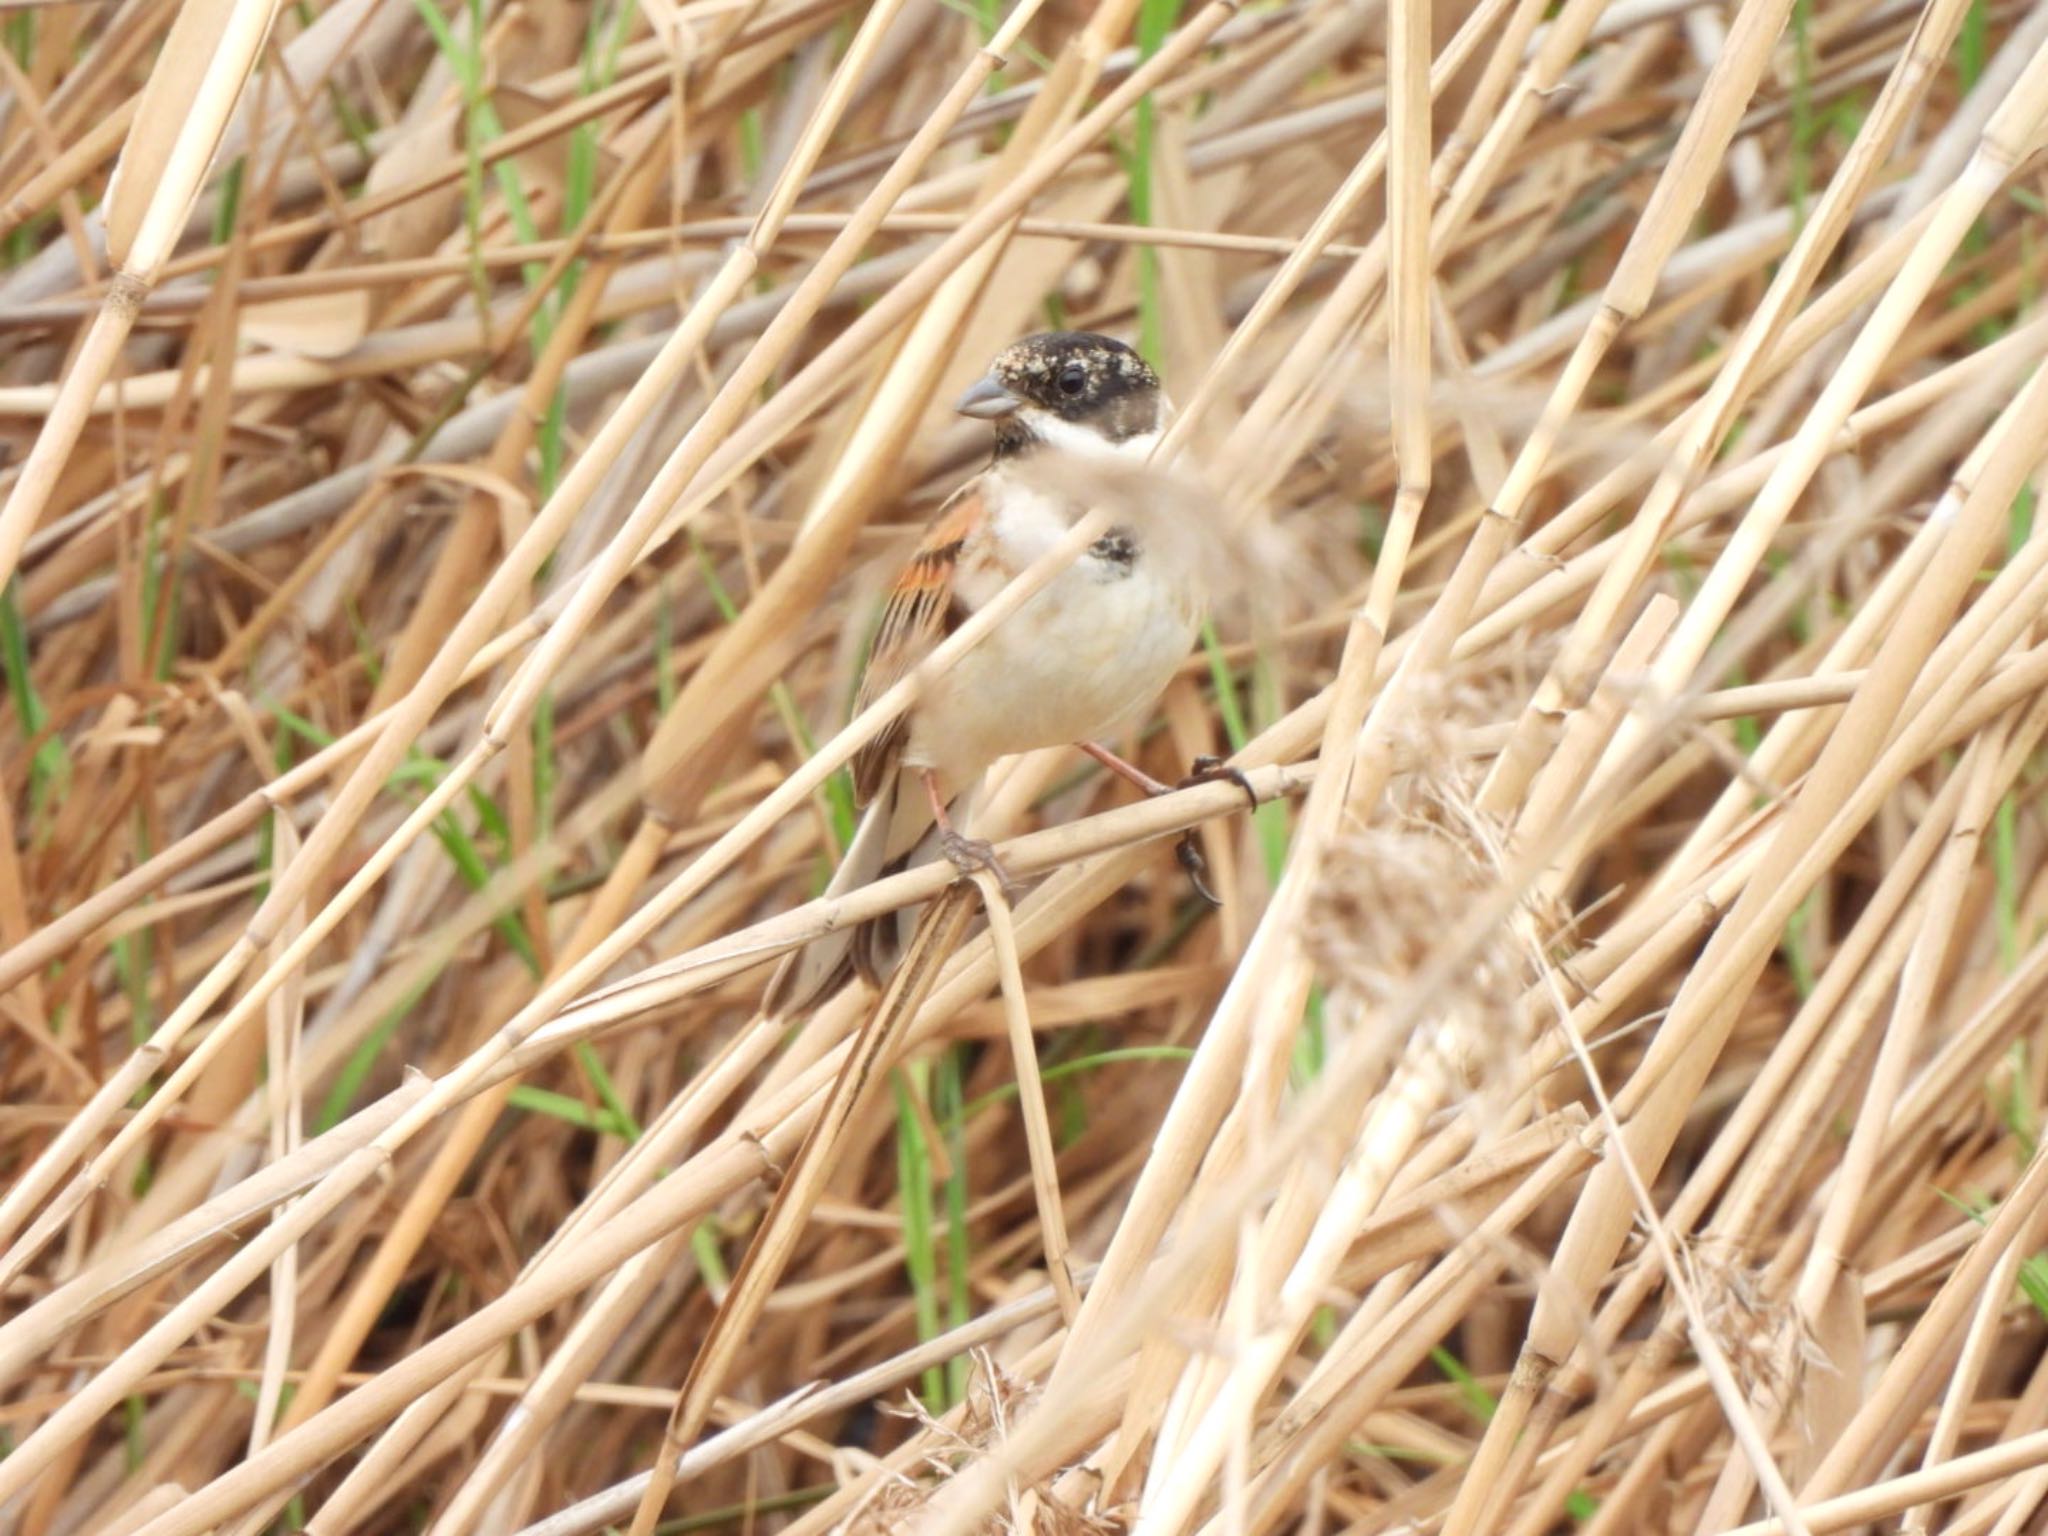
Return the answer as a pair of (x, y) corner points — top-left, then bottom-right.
(1077, 740), (1171, 796)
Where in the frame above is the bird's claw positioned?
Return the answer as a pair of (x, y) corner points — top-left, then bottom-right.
(941, 829), (1023, 899)
(1176, 754), (1259, 811)
(1168, 756), (1255, 909)
(1176, 833), (1223, 907)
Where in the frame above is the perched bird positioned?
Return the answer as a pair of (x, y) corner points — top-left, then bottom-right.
(766, 331), (1248, 1016)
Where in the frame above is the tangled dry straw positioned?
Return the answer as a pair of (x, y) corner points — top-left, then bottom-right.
(3, 0), (2048, 1529)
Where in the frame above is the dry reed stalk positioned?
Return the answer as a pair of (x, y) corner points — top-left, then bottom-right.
(625, 886), (977, 1533)
(263, 0), (962, 1440)
(1489, 732), (1990, 1533)
(1477, 0), (1974, 822)
(1448, 86), (2048, 1530)
(1, 761), (1301, 1521)
(8, 0), (2048, 1528)
(4, 0), (1003, 1280)
(974, 871), (1085, 1326)
(0, 0), (275, 591)
(1097, 0), (1438, 1495)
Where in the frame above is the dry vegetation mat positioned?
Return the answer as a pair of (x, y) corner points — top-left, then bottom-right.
(2, 0), (2048, 1530)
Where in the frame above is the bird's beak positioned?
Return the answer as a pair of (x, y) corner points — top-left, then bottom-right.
(955, 374), (1022, 419)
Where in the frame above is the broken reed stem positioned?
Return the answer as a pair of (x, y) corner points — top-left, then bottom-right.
(974, 869), (1084, 1326)
(627, 885), (976, 1534)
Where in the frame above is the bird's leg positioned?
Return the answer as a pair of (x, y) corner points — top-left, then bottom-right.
(1077, 740), (1172, 797)
(1075, 743), (1260, 908)
(923, 768), (1018, 893)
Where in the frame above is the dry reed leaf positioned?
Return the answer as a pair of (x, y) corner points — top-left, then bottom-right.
(358, 104), (466, 258)
(238, 288), (372, 358)
(491, 84), (624, 203)
(1795, 1262), (1865, 1482)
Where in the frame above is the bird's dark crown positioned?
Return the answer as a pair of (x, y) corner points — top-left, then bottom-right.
(986, 332), (1162, 455)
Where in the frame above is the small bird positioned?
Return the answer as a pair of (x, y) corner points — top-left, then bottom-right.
(767, 331), (1248, 1015)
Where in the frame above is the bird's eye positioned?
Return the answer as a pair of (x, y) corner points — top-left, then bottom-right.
(1057, 365), (1088, 397)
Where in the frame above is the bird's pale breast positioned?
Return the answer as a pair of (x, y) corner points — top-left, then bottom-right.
(903, 480), (1200, 787)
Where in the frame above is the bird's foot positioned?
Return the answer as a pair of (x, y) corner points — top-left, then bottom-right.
(940, 828), (1022, 899)
(1175, 754), (1260, 809)
(1170, 756), (1258, 909)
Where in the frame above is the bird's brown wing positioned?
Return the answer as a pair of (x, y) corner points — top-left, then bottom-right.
(849, 482), (985, 804)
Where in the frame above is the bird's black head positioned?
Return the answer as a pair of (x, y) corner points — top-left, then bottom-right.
(956, 331), (1165, 458)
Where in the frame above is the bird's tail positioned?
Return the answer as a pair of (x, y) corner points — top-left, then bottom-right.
(763, 772), (973, 1017)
